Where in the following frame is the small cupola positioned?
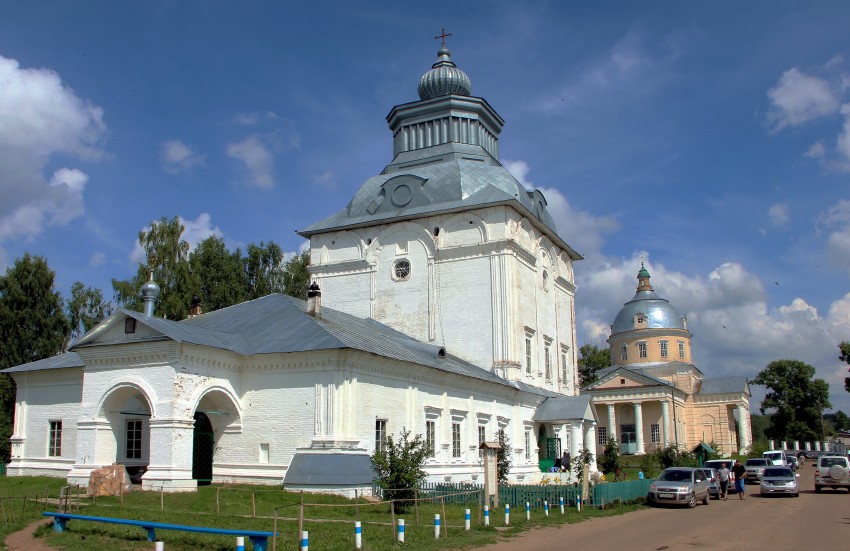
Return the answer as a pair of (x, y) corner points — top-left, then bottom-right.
(188, 296), (203, 318)
(636, 262), (653, 292)
(307, 281), (322, 318)
(140, 271), (160, 317)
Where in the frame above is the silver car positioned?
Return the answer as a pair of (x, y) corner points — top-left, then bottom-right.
(760, 466), (799, 497)
(745, 458), (771, 483)
(647, 467), (711, 508)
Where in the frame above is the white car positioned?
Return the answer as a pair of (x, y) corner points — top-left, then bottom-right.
(814, 455), (850, 493)
(760, 466), (799, 497)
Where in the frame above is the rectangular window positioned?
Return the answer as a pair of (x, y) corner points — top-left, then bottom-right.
(375, 419), (387, 452)
(48, 421), (62, 457)
(126, 420), (142, 459)
(638, 341), (647, 358)
(426, 420), (436, 458)
(651, 424), (661, 443)
(478, 425), (486, 458)
(660, 340), (668, 358)
(525, 337), (532, 374)
(597, 426), (607, 446)
(259, 443), (270, 463)
(524, 430), (531, 460)
(452, 423), (461, 459)
(544, 342), (552, 381)
(560, 347), (568, 385)
(678, 340), (686, 359)
(620, 343), (627, 361)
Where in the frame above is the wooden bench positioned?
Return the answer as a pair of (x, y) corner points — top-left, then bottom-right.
(43, 512), (273, 550)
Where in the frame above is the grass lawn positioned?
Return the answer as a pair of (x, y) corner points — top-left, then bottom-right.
(2, 477), (645, 550)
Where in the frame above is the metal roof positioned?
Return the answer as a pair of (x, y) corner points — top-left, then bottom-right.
(611, 289), (686, 334)
(12, 294), (558, 399)
(2, 352), (84, 374)
(698, 376), (750, 396)
(533, 395), (598, 423)
(283, 453), (374, 485)
(583, 366), (674, 391)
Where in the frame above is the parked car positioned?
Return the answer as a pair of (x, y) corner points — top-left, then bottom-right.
(763, 450), (788, 466)
(700, 467), (720, 499)
(647, 467), (711, 508)
(703, 459), (737, 493)
(787, 455), (799, 471)
(814, 455), (850, 493)
(744, 458), (771, 483)
(760, 466), (799, 497)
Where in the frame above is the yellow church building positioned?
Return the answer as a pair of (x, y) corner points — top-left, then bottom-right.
(582, 265), (752, 456)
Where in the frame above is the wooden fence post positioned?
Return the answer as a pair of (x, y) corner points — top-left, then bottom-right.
(252, 492), (256, 518)
(355, 489), (359, 518)
(390, 503), (396, 543)
(272, 507), (278, 551)
(0, 497), (7, 526)
(298, 491), (304, 545)
(414, 488), (419, 525)
(441, 497), (447, 539)
(216, 487), (220, 516)
(161, 486), (164, 511)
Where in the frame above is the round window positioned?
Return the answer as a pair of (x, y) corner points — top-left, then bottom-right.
(394, 259), (411, 280)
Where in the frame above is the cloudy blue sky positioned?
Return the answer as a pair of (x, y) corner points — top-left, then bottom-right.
(2, 1), (849, 413)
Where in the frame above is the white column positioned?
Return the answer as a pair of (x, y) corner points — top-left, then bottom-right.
(634, 402), (645, 455)
(569, 422), (583, 458)
(606, 403), (617, 443)
(144, 418), (197, 492)
(661, 401), (671, 447)
(584, 421), (598, 471)
(737, 406), (751, 454)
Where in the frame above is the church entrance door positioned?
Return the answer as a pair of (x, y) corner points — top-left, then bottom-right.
(192, 412), (214, 485)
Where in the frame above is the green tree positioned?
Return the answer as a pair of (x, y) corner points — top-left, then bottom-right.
(496, 430), (512, 484)
(244, 241), (285, 300)
(370, 428), (428, 513)
(283, 250), (311, 299)
(67, 282), (112, 343)
(0, 254), (71, 460)
(751, 359), (831, 442)
(572, 447), (594, 483)
(840, 341), (850, 393)
(578, 343), (611, 387)
(188, 236), (247, 311)
(598, 435), (620, 475)
(112, 216), (194, 319)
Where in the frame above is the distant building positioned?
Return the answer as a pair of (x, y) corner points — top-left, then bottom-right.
(3, 44), (599, 492)
(582, 265), (752, 456)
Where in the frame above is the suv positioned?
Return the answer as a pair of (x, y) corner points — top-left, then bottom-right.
(814, 455), (850, 493)
(744, 458), (771, 483)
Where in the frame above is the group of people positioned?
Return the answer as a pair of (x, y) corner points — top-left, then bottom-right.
(715, 461), (748, 500)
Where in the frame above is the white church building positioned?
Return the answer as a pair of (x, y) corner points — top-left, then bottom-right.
(3, 44), (598, 493)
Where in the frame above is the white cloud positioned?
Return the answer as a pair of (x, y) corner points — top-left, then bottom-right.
(0, 55), (106, 245)
(818, 199), (850, 274)
(226, 135), (274, 188)
(504, 159), (620, 255)
(767, 67), (841, 132)
(805, 141), (826, 159)
(835, 103), (850, 170)
(161, 140), (204, 173)
(129, 213), (224, 264)
(768, 203), (790, 227)
(313, 170), (336, 191)
(89, 251), (106, 268)
(233, 111), (280, 126)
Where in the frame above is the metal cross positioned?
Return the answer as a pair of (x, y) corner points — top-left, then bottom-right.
(434, 28), (452, 46)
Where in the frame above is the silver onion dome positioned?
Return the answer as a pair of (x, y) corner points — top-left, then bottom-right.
(418, 46), (472, 100)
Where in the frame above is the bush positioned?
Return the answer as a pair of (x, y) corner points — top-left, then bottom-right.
(599, 436), (620, 474)
(573, 447), (594, 483)
(371, 428), (428, 513)
(497, 430), (512, 484)
(655, 445), (699, 469)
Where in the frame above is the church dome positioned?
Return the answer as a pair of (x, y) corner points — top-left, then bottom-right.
(611, 265), (685, 334)
(418, 46), (472, 100)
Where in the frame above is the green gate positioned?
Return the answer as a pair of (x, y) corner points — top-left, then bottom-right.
(192, 412), (213, 485)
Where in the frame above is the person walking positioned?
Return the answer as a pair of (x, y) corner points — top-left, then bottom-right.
(732, 461), (747, 500)
(717, 462), (730, 500)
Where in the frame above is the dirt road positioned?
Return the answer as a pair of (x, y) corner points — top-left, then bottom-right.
(476, 467), (849, 550)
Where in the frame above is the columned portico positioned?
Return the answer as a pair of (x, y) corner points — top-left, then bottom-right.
(633, 402), (645, 455)
(606, 403), (617, 444)
(584, 421), (598, 471)
(661, 400), (671, 447)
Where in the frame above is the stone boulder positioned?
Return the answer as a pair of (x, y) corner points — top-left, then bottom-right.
(88, 463), (132, 497)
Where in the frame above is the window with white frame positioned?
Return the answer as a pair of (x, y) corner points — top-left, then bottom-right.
(126, 419), (142, 459)
(451, 422), (462, 459)
(638, 341), (647, 358)
(48, 421), (62, 457)
(659, 340), (668, 358)
(375, 419), (387, 452)
(478, 425), (486, 458)
(524, 429), (531, 460)
(524, 334), (533, 374)
(597, 426), (607, 446)
(650, 423), (661, 443)
(560, 345), (569, 385)
(620, 343), (628, 361)
(426, 420), (436, 458)
(678, 340), (686, 358)
(544, 339), (552, 381)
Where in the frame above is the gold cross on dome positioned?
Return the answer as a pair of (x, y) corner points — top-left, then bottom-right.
(434, 27), (452, 46)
